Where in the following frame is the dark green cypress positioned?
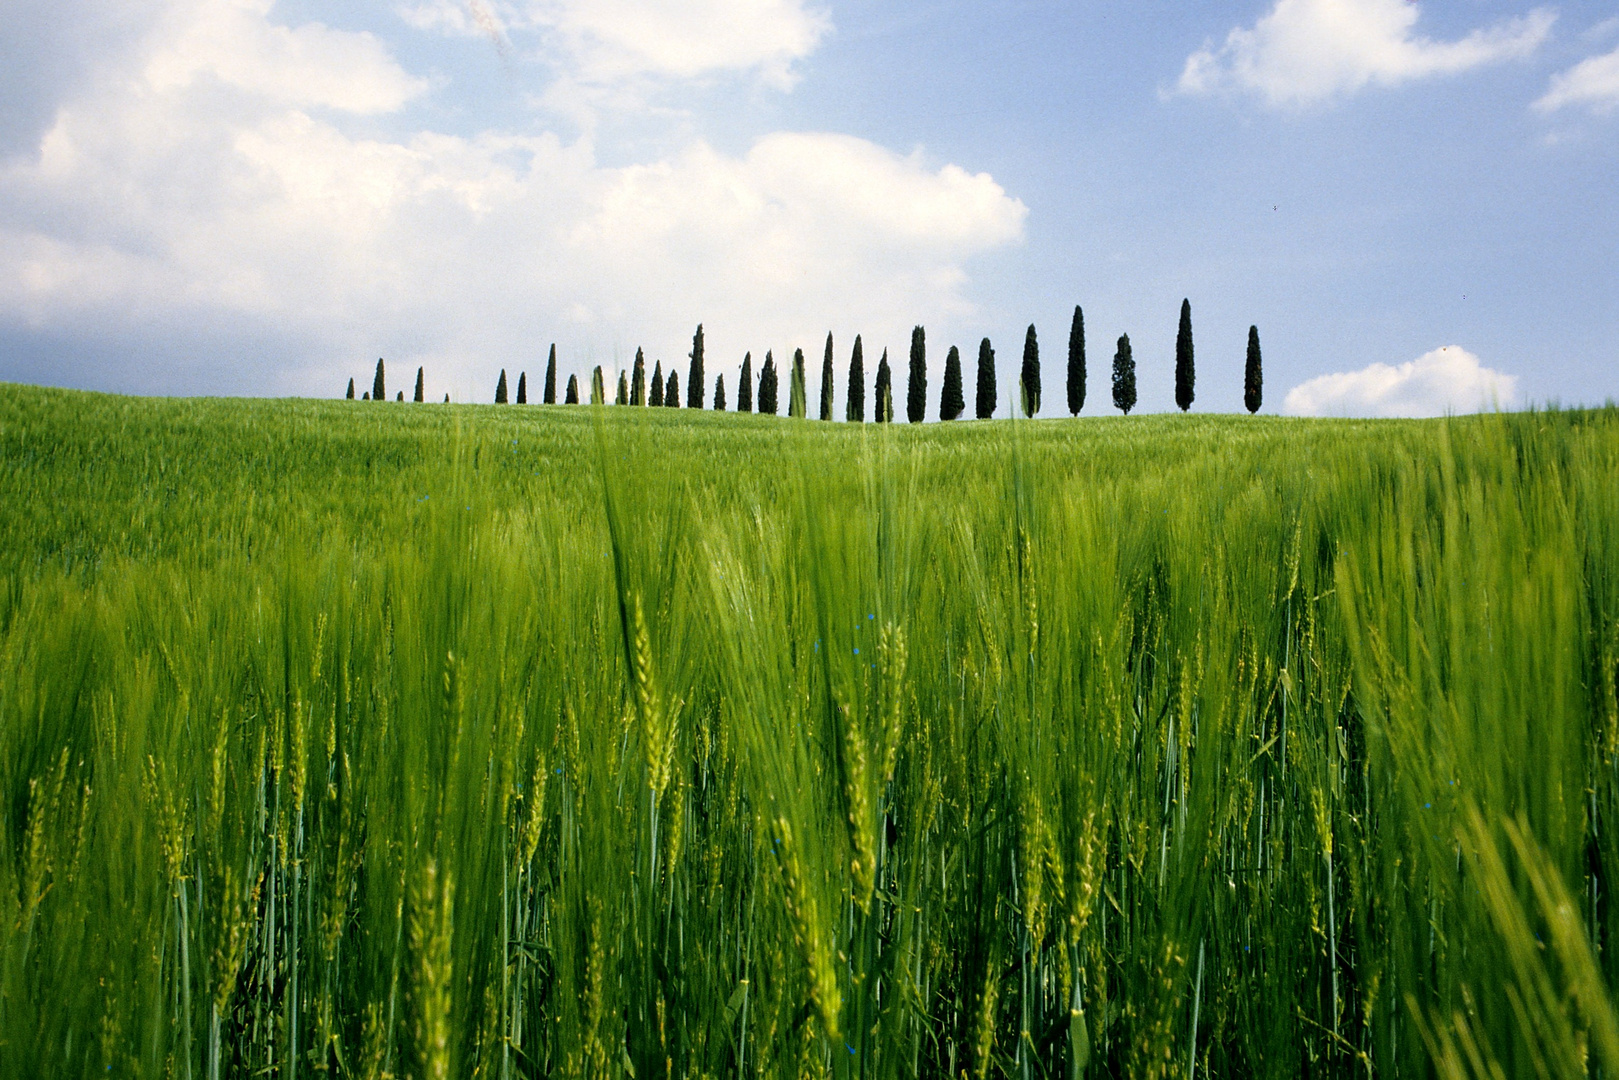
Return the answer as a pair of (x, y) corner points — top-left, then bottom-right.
(663, 369), (680, 408)
(758, 351), (778, 415)
(1112, 334), (1136, 415)
(940, 345), (964, 420)
(495, 369), (508, 403)
(975, 338), (996, 419)
(1175, 299), (1194, 411)
(738, 353), (754, 413)
(906, 326), (926, 423)
(1067, 306), (1085, 415)
(591, 366), (605, 405)
(372, 358), (385, 401)
(346, 378), (355, 400)
(1245, 326), (1263, 414)
(1019, 324), (1040, 417)
(443, 393), (449, 403)
(714, 375), (726, 411)
(789, 348), (807, 418)
(543, 345), (557, 404)
(874, 348), (893, 423)
(650, 361), (664, 406)
(819, 333), (835, 420)
(846, 336), (865, 422)
(516, 372), (527, 404)
(616, 371), (628, 405)
(631, 348), (646, 405)
(396, 391), (403, 401)
(415, 367), (425, 402)
(564, 373), (579, 404)
(362, 391), (370, 400)
(687, 324), (704, 408)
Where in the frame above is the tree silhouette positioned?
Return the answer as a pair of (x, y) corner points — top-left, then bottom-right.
(1019, 325), (1040, 417)
(631, 348), (646, 405)
(1175, 299), (1195, 412)
(544, 345), (557, 404)
(495, 369), (508, 404)
(874, 349), (893, 423)
(372, 358), (385, 401)
(759, 351), (779, 415)
(738, 353), (753, 413)
(907, 326), (927, 423)
(1245, 326), (1263, 414)
(1067, 306), (1085, 415)
(565, 374), (579, 404)
(713, 375), (726, 411)
(1112, 334), (1136, 415)
(516, 372), (527, 404)
(687, 324), (705, 408)
(846, 336), (865, 422)
(976, 338), (996, 419)
(650, 362), (664, 407)
(819, 333), (835, 420)
(940, 345), (964, 420)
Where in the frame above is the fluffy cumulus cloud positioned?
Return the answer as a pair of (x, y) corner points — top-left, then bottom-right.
(1176, 0), (1554, 108)
(1535, 43), (1619, 113)
(0, 0), (1022, 398)
(1282, 346), (1519, 417)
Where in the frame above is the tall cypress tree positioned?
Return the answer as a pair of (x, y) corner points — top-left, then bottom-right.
(415, 367), (425, 403)
(975, 338), (996, 419)
(1245, 326), (1263, 414)
(346, 378), (355, 399)
(738, 353), (754, 413)
(663, 370), (680, 408)
(789, 348), (807, 418)
(1112, 334), (1136, 415)
(1019, 325), (1040, 417)
(874, 348), (893, 423)
(1175, 299), (1194, 412)
(591, 366), (605, 405)
(1067, 306), (1085, 415)
(714, 375), (726, 411)
(565, 373), (579, 404)
(650, 362), (664, 407)
(758, 351), (778, 415)
(372, 358), (385, 401)
(543, 345), (557, 404)
(819, 333), (835, 420)
(616, 370), (629, 405)
(496, 369), (508, 403)
(516, 372), (528, 404)
(687, 324), (705, 408)
(906, 326), (926, 423)
(940, 345), (964, 420)
(631, 348), (646, 405)
(846, 336), (865, 422)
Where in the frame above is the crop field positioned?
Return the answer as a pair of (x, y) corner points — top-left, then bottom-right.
(2, 383), (1619, 1078)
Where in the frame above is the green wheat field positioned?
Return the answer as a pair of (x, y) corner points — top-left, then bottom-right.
(3, 382), (1619, 1079)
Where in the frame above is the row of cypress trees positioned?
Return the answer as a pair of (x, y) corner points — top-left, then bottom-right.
(347, 309), (1266, 416)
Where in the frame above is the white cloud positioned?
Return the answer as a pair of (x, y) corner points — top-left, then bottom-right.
(1176, 0), (1554, 108)
(1283, 346), (1519, 417)
(1535, 44), (1619, 113)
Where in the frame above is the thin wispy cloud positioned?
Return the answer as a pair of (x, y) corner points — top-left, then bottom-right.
(1535, 42), (1619, 114)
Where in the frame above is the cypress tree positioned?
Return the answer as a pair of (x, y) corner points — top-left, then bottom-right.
(543, 345), (557, 404)
(975, 338), (996, 419)
(846, 336), (865, 422)
(663, 370), (680, 408)
(874, 348), (893, 423)
(1112, 334), (1136, 415)
(565, 374), (579, 404)
(907, 326), (926, 423)
(714, 375), (726, 411)
(631, 348), (646, 405)
(591, 366), (605, 405)
(362, 391), (370, 400)
(616, 371), (629, 405)
(1019, 324), (1040, 417)
(415, 366), (425, 402)
(650, 362), (664, 407)
(1067, 306), (1085, 415)
(396, 391), (403, 401)
(789, 348), (807, 418)
(1175, 299), (1194, 412)
(1245, 325), (1263, 414)
(443, 393), (449, 403)
(687, 324), (704, 408)
(940, 345), (964, 420)
(819, 333), (835, 420)
(496, 369), (508, 403)
(758, 351), (778, 415)
(738, 353), (754, 413)
(346, 377), (355, 399)
(516, 371), (527, 404)
(372, 358), (385, 401)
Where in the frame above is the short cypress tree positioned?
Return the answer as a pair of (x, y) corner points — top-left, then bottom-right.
(1112, 334), (1136, 415)
(496, 369), (508, 403)
(396, 391), (403, 401)
(687, 324), (705, 408)
(976, 338), (996, 419)
(362, 391), (370, 400)
(1020, 325), (1040, 417)
(714, 375), (726, 411)
(616, 371), (628, 405)
(907, 326), (926, 423)
(789, 348), (807, 418)
(1067, 306), (1085, 415)
(1175, 299), (1194, 412)
(758, 351), (778, 415)
(738, 353), (754, 413)
(443, 393), (449, 403)
(846, 336), (865, 422)
(940, 345), (964, 420)
(543, 345), (557, 404)
(373, 358), (385, 401)
(874, 348), (893, 423)
(415, 367), (425, 402)
(346, 378), (355, 399)
(1245, 326), (1263, 414)
(819, 333), (835, 420)
(565, 373), (579, 404)
(650, 362), (664, 407)
(517, 371), (528, 404)
(591, 366), (605, 405)
(631, 348), (646, 405)
(663, 370), (680, 408)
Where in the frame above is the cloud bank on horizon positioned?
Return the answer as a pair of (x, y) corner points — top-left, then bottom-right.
(1283, 347), (1519, 417)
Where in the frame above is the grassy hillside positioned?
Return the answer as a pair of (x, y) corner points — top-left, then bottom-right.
(2, 383), (1618, 1078)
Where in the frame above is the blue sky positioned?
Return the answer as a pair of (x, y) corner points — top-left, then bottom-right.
(1, 0), (1616, 415)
